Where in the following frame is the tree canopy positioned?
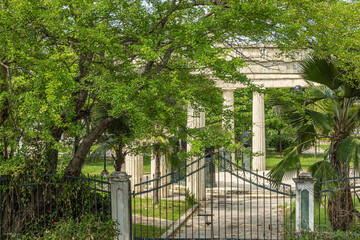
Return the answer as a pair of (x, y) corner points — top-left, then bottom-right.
(1, 0), (359, 175)
(0, 0), (282, 175)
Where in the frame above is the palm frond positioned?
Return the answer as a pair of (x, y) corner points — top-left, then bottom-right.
(344, 84), (360, 98)
(268, 147), (301, 182)
(88, 138), (117, 162)
(284, 112), (305, 129)
(301, 57), (342, 90)
(306, 109), (333, 135)
(305, 85), (333, 104)
(296, 124), (317, 152)
(337, 136), (360, 170)
(309, 160), (337, 189)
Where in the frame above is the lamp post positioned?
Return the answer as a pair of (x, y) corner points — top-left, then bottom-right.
(294, 85), (303, 91)
(294, 84), (305, 175)
(101, 151), (109, 176)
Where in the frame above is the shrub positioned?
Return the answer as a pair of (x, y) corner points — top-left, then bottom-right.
(17, 215), (119, 239)
(1, 174), (111, 238)
(287, 230), (360, 240)
(267, 134), (293, 152)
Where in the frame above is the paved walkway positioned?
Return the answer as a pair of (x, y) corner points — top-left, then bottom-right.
(173, 193), (291, 239)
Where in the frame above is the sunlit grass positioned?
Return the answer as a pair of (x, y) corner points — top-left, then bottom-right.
(132, 197), (193, 221)
(81, 156), (151, 175)
(133, 224), (167, 238)
(266, 152), (325, 170)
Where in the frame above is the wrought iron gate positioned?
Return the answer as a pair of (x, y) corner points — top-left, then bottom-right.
(132, 151), (294, 239)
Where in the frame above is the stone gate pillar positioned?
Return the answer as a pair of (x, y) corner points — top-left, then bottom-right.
(110, 171), (132, 240)
(293, 172), (316, 232)
(186, 105), (206, 201)
(252, 91), (266, 170)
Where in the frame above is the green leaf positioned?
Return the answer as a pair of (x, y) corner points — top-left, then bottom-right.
(337, 136), (360, 170)
(306, 109), (333, 134)
(268, 147), (301, 182)
(301, 57), (342, 90)
(309, 160), (337, 182)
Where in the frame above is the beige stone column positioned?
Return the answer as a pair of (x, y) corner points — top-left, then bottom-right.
(252, 91), (266, 170)
(160, 155), (170, 198)
(125, 153), (143, 193)
(222, 88), (235, 130)
(186, 105), (206, 202)
(222, 88), (236, 165)
(150, 153), (170, 198)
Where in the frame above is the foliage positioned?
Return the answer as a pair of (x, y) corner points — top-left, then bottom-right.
(270, 57), (360, 231)
(267, 134), (293, 152)
(185, 190), (197, 206)
(33, 215), (118, 240)
(1, 174), (111, 237)
(275, 0), (360, 86)
(0, 0), (285, 175)
(287, 231), (360, 240)
(270, 57), (360, 180)
(233, 89), (253, 142)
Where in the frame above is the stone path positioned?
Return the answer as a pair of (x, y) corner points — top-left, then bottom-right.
(172, 193), (292, 239)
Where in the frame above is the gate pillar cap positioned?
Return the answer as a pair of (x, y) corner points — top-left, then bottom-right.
(293, 171), (316, 184)
(110, 171), (131, 182)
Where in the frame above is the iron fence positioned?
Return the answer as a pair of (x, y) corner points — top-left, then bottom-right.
(315, 174), (360, 233)
(0, 174), (111, 239)
(132, 150), (294, 240)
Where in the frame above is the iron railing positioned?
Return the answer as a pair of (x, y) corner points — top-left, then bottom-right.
(315, 174), (360, 233)
(0, 174), (111, 239)
(132, 151), (294, 240)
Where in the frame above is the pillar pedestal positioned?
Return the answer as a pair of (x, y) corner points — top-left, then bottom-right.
(110, 171), (132, 240)
(293, 172), (316, 232)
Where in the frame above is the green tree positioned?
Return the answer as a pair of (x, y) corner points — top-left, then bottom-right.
(0, 0), (283, 175)
(265, 88), (304, 155)
(88, 107), (133, 171)
(270, 57), (360, 231)
(275, 0), (360, 84)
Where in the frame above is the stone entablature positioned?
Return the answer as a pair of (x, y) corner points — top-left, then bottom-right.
(215, 45), (312, 89)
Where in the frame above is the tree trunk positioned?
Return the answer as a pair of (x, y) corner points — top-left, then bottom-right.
(44, 127), (64, 174)
(65, 116), (115, 176)
(153, 153), (161, 204)
(74, 134), (80, 153)
(114, 147), (126, 172)
(0, 61), (9, 127)
(3, 136), (8, 159)
(327, 134), (356, 231)
(277, 129), (282, 156)
(328, 181), (355, 231)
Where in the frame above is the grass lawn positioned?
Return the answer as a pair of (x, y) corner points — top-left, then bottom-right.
(81, 160), (115, 175)
(132, 197), (193, 221)
(81, 156), (152, 175)
(266, 152), (325, 170)
(133, 224), (167, 238)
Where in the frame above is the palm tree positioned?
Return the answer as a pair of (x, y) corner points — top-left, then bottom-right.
(88, 105), (133, 171)
(269, 57), (360, 231)
(148, 135), (178, 204)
